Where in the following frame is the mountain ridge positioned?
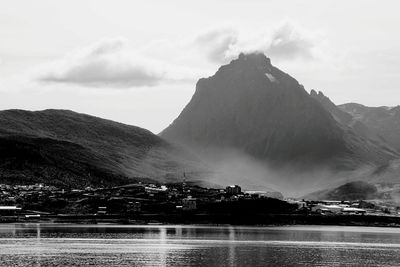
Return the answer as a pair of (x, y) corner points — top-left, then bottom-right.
(339, 103), (400, 152)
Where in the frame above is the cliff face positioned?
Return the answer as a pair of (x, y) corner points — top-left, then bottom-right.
(162, 53), (398, 169)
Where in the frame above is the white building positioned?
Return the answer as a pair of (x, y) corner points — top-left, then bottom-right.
(0, 206), (21, 215)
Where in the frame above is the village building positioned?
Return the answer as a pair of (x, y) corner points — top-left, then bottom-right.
(182, 196), (197, 210)
(0, 206), (22, 216)
(226, 185), (241, 195)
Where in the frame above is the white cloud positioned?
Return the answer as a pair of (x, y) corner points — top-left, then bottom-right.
(37, 38), (193, 88)
(193, 20), (323, 64)
(33, 21), (324, 90)
(265, 21), (319, 60)
(193, 28), (238, 63)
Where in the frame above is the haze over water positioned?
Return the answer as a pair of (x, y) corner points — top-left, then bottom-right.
(0, 224), (400, 266)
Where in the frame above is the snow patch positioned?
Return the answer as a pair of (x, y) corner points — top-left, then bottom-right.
(265, 73), (277, 83)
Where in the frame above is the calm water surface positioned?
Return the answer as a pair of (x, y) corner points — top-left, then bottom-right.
(1, 224), (400, 266)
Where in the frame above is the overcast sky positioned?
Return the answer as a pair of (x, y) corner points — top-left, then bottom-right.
(1, 0), (400, 133)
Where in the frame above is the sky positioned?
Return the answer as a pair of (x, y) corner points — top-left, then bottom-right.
(1, 0), (400, 133)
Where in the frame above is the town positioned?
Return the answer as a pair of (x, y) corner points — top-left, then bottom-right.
(1, 182), (400, 226)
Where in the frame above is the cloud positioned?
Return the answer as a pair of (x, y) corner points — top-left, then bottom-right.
(194, 28), (238, 63)
(194, 20), (322, 63)
(35, 21), (323, 89)
(37, 38), (189, 88)
(265, 21), (318, 60)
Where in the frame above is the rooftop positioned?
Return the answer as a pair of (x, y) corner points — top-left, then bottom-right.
(0, 206), (21, 210)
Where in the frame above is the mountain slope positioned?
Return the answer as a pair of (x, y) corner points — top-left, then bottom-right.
(162, 53), (398, 170)
(0, 109), (202, 187)
(310, 90), (399, 161)
(310, 90), (352, 125)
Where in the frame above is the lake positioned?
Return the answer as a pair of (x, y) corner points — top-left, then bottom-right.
(0, 224), (400, 266)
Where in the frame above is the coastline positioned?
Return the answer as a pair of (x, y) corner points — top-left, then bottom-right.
(2, 213), (400, 228)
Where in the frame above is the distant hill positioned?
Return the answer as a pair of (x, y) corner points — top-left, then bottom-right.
(303, 181), (378, 201)
(0, 109), (203, 187)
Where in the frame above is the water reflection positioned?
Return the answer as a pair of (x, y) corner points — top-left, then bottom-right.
(1, 225), (400, 266)
(228, 226), (235, 267)
(158, 227), (167, 266)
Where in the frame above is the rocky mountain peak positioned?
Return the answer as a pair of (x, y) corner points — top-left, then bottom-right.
(213, 52), (274, 78)
(237, 52), (272, 66)
(310, 89), (326, 98)
(162, 54), (353, 166)
(162, 52), (399, 174)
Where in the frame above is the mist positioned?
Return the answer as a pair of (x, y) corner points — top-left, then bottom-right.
(177, 145), (391, 198)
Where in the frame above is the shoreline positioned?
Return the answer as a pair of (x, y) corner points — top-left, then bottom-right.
(2, 213), (400, 228)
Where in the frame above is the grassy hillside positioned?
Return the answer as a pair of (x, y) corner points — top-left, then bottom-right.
(0, 109), (203, 187)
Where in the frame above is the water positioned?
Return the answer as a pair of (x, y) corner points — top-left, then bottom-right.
(1, 224), (400, 266)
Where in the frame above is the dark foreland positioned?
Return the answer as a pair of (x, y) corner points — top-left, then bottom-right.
(1, 53), (400, 226)
(1, 181), (400, 227)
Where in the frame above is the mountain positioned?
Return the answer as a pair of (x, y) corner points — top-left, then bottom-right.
(339, 103), (400, 152)
(0, 109), (202, 187)
(161, 53), (399, 171)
